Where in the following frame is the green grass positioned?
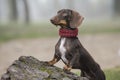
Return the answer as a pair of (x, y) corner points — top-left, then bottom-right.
(0, 23), (57, 42)
(105, 67), (120, 80)
(0, 21), (120, 43)
(80, 21), (120, 34)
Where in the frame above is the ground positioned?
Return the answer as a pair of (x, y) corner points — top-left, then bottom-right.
(0, 33), (120, 77)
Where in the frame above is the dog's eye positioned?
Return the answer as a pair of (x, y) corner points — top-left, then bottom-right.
(62, 13), (67, 17)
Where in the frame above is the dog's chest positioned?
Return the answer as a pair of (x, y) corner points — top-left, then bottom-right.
(59, 38), (68, 63)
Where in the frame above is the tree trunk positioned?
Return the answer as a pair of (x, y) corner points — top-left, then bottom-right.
(114, 0), (120, 17)
(23, 0), (29, 23)
(1, 56), (88, 80)
(9, 0), (18, 21)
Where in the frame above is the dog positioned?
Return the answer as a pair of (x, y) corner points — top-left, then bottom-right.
(48, 9), (106, 80)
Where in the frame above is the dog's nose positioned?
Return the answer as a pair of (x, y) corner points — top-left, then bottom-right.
(50, 19), (55, 24)
(50, 19), (54, 23)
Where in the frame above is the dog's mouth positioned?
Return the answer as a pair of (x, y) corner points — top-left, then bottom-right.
(50, 19), (67, 28)
(58, 20), (67, 25)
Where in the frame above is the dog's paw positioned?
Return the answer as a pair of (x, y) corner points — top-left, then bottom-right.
(47, 61), (54, 66)
(63, 65), (72, 72)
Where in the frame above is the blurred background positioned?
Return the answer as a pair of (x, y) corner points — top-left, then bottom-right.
(0, 0), (120, 79)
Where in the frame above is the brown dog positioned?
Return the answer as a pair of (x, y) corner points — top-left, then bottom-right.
(48, 9), (105, 80)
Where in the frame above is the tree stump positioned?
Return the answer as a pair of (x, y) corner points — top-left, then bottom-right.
(1, 56), (88, 80)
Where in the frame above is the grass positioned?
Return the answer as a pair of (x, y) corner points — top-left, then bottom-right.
(80, 21), (120, 34)
(0, 23), (57, 42)
(105, 67), (120, 80)
(0, 21), (120, 43)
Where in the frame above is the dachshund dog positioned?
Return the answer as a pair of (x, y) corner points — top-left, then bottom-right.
(48, 9), (105, 80)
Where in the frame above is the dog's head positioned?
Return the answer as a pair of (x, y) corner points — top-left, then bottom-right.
(50, 9), (84, 28)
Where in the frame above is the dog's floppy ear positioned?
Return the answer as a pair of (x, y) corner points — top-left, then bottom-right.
(70, 10), (84, 28)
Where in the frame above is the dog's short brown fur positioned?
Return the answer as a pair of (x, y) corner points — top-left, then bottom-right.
(48, 9), (105, 80)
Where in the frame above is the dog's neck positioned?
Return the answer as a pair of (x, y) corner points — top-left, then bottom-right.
(59, 28), (78, 37)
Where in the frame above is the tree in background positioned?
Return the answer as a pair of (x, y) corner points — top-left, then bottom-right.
(23, 0), (29, 23)
(8, 0), (30, 23)
(0, 0), (119, 23)
(114, 0), (120, 17)
(9, 0), (18, 21)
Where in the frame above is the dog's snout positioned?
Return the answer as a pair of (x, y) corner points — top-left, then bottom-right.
(50, 17), (58, 25)
(50, 19), (54, 23)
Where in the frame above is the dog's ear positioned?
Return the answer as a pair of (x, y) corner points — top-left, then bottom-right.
(57, 9), (64, 14)
(70, 11), (84, 28)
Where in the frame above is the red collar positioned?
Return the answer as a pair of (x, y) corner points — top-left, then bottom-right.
(59, 28), (78, 37)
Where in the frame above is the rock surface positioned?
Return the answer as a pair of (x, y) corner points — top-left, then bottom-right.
(1, 56), (88, 80)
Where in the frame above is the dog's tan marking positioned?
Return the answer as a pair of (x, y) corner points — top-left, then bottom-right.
(63, 65), (72, 71)
(59, 20), (67, 25)
(48, 58), (57, 66)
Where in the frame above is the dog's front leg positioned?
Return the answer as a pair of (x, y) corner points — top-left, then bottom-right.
(48, 54), (60, 66)
(63, 64), (72, 71)
(69, 54), (80, 69)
